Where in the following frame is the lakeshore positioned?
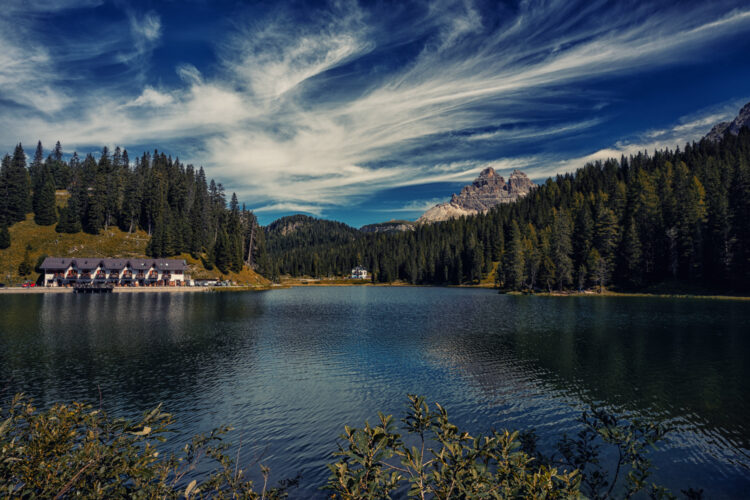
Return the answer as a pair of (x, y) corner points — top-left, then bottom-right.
(275, 276), (750, 300)
(2, 279), (749, 301)
(0, 285), (270, 294)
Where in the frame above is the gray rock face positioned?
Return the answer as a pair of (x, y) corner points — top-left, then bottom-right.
(360, 220), (416, 233)
(417, 168), (534, 223)
(706, 101), (750, 142)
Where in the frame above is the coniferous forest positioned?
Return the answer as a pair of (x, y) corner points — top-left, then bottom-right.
(1, 127), (749, 292)
(0, 142), (268, 275)
(265, 128), (750, 293)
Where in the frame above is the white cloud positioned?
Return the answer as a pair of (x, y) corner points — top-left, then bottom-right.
(382, 198), (449, 213)
(129, 87), (174, 107)
(130, 11), (162, 44)
(177, 64), (203, 85)
(253, 202), (325, 216)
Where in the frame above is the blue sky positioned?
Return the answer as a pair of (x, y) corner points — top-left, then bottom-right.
(2, 0), (750, 227)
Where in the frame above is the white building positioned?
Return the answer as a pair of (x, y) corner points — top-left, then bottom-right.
(350, 266), (369, 280)
(40, 257), (190, 287)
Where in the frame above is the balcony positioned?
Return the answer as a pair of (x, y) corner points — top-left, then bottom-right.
(122, 271), (133, 279)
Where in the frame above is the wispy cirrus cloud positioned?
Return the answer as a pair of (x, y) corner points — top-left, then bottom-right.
(2, 0), (750, 222)
(527, 99), (748, 180)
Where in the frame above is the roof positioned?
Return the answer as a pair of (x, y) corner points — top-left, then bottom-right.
(155, 259), (188, 271)
(40, 257), (72, 269)
(76, 259), (100, 270)
(101, 258), (129, 269)
(40, 257), (189, 271)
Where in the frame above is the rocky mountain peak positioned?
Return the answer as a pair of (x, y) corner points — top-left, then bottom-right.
(418, 168), (534, 224)
(478, 166), (497, 179)
(705, 101), (750, 142)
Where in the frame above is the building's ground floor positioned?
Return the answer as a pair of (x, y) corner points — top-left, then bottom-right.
(44, 275), (190, 287)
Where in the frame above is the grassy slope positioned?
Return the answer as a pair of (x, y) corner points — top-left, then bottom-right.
(1, 214), (269, 287)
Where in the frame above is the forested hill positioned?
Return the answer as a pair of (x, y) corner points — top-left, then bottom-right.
(264, 127), (750, 293)
(265, 214), (360, 253)
(0, 142), (269, 276)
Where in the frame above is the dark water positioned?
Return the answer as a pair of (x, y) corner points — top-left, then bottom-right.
(1, 288), (749, 497)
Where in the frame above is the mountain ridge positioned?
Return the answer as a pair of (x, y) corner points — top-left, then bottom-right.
(705, 101), (750, 142)
(417, 167), (534, 223)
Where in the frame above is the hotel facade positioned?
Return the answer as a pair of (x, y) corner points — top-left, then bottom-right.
(40, 257), (191, 287)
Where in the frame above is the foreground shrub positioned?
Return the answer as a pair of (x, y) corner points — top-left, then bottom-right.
(1, 393), (701, 499)
(0, 394), (290, 498)
(324, 395), (691, 500)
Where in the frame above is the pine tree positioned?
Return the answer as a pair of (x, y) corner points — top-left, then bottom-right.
(523, 223), (541, 289)
(673, 162), (707, 279)
(18, 247), (33, 277)
(34, 175), (57, 226)
(5, 144), (31, 223)
(0, 154), (9, 225)
(538, 227), (556, 292)
(56, 205), (82, 233)
(213, 229), (232, 273)
(504, 220), (525, 290)
(594, 200), (619, 281)
(585, 248), (605, 292)
(0, 224), (10, 249)
(619, 217), (642, 288)
(729, 157), (750, 284)
(551, 209), (573, 290)
(30, 141), (45, 214)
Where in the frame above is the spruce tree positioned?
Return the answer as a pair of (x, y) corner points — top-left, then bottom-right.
(551, 209), (573, 290)
(504, 220), (525, 290)
(0, 224), (10, 249)
(729, 157), (750, 284)
(34, 175), (57, 226)
(5, 144), (31, 223)
(214, 229), (232, 273)
(30, 141), (45, 214)
(0, 154), (9, 224)
(619, 217), (643, 288)
(56, 200), (82, 234)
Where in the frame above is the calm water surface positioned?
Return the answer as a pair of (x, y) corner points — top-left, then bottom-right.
(1, 288), (749, 497)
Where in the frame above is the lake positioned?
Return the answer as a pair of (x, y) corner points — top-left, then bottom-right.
(1, 287), (749, 497)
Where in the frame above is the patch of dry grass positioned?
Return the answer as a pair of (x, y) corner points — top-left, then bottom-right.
(0, 214), (269, 287)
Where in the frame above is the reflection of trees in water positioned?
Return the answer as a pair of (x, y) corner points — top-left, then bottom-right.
(0, 294), (266, 420)
(422, 296), (750, 454)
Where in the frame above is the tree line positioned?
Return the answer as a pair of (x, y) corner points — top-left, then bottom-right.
(264, 128), (750, 292)
(0, 141), (269, 275)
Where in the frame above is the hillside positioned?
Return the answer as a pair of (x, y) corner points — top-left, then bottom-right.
(265, 214), (361, 253)
(1, 215), (269, 286)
